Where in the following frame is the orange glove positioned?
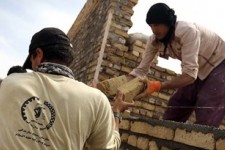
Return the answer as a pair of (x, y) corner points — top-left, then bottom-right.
(146, 81), (161, 95)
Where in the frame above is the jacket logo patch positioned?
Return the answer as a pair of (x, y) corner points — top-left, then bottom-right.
(21, 96), (56, 130)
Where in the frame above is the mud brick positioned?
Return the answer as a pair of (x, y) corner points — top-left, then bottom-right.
(148, 97), (156, 104)
(137, 137), (149, 150)
(124, 52), (138, 61)
(122, 109), (131, 118)
(113, 64), (121, 70)
(121, 65), (132, 73)
(131, 108), (140, 115)
(134, 101), (142, 107)
(152, 112), (161, 120)
(216, 138), (225, 150)
(118, 77), (144, 102)
(113, 43), (129, 51)
(146, 111), (154, 118)
(158, 93), (170, 101)
(166, 69), (177, 75)
(130, 45), (145, 53)
(115, 49), (124, 56)
(105, 68), (119, 76)
(142, 102), (156, 111)
(153, 66), (166, 72)
(131, 121), (149, 135)
(141, 97), (149, 103)
(218, 125), (225, 130)
(131, 50), (140, 57)
(130, 0), (138, 5)
(148, 125), (174, 140)
(120, 120), (130, 130)
(151, 92), (159, 97)
(154, 71), (161, 78)
(121, 133), (129, 143)
(161, 146), (170, 150)
(133, 40), (144, 47)
(139, 109), (148, 116)
(149, 141), (159, 150)
(96, 75), (127, 96)
(98, 74), (110, 81)
(166, 76), (173, 81)
(174, 128), (214, 150)
(155, 99), (162, 105)
(115, 29), (129, 38)
(127, 135), (137, 147)
(155, 106), (165, 114)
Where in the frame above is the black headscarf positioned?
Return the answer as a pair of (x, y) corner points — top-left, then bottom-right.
(146, 3), (177, 56)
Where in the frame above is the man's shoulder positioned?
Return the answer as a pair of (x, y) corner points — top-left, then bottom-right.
(175, 21), (200, 38)
(176, 21), (196, 31)
(3, 72), (33, 82)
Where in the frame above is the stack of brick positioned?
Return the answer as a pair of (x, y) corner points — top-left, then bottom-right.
(96, 75), (128, 99)
(97, 75), (144, 102)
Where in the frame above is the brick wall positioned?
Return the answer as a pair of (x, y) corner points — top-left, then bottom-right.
(68, 0), (225, 149)
(120, 117), (225, 150)
(68, 0), (112, 83)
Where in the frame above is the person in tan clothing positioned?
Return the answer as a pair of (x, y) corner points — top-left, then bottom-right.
(0, 27), (134, 149)
(130, 3), (225, 127)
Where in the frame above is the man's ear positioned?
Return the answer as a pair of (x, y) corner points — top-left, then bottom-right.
(36, 48), (44, 63)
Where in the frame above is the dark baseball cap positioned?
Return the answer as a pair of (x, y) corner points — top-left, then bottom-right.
(23, 27), (73, 69)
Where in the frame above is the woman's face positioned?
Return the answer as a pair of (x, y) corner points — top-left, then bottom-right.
(150, 23), (169, 40)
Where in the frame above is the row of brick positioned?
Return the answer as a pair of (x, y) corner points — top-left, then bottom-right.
(119, 117), (225, 150)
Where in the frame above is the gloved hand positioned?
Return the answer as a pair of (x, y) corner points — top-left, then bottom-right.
(146, 81), (161, 95)
(134, 77), (161, 100)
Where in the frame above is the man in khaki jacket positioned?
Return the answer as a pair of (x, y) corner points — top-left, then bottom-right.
(0, 27), (134, 149)
(131, 3), (225, 127)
